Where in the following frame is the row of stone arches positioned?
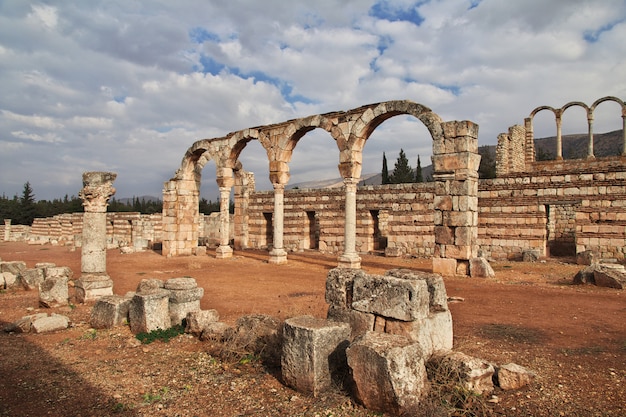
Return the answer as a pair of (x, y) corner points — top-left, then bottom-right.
(162, 100), (482, 275)
(527, 96), (626, 160)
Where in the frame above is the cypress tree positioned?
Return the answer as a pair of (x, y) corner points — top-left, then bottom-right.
(415, 155), (423, 183)
(389, 148), (414, 184)
(382, 152), (390, 184)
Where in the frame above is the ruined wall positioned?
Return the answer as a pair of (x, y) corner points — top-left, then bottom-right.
(479, 156), (626, 260)
(247, 183), (435, 257)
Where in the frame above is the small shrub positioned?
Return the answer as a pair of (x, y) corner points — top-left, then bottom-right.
(135, 325), (184, 344)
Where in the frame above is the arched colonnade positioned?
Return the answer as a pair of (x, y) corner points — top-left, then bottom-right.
(162, 100), (481, 274)
(526, 96), (626, 160)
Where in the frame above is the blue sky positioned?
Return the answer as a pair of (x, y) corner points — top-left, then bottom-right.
(0, 0), (625, 201)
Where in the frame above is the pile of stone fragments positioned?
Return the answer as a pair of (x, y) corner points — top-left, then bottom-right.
(2, 256), (538, 415)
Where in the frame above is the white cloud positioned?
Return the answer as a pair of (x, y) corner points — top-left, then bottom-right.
(0, 0), (624, 200)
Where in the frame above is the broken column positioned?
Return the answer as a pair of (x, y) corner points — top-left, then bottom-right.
(75, 171), (117, 303)
(3, 219), (11, 241)
(165, 277), (204, 325)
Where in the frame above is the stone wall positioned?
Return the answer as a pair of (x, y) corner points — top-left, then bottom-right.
(246, 183), (435, 257)
(478, 156), (626, 261)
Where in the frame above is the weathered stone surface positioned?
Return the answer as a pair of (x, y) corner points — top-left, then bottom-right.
(347, 331), (428, 415)
(169, 300), (201, 326)
(385, 269), (448, 312)
(1, 271), (17, 288)
(469, 257), (495, 278)
(185, 309), (220, 336)
(352, 274), (429, 321)
(19, 268), (45, 290)
(44, 266), (73, 279)
(136, 278), (165, 293)
(0, 261), (26, 275)
(522, 249), (541, 262)
(129, 289), (171, 334)
(429, 351), (494, 395)
(3, 313), (48, 333)
(593, 265), (626, 289)
(164, 277), (198, 290)
(90, 295), (132, 329)
(325, 268), (366, 309)
(495, 363), (537, 390)
(327, 305), (375, 340)
(168, 287), (204, 303)
(384, 310), (454, 358)
(281, 316), (351, 397)
(576, 250), (596, 266)
(75, 274), (114, 303)
(39, 276), (69, 308)
(35, 262), (56, 269)
(31, 314), (70, 333)
(199, 321), (231, 342)
(573, 265), (596, 285)
(432, 257), (457, 276)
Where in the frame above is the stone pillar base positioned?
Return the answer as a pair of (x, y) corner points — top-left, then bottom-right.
(338, 253), (361, 269)
(75, 274), (113, 303)
(268, 248), (288, 264)
(215, 245), (233, 259)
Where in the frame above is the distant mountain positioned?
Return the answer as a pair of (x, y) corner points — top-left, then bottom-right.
(535, 129), (623, 159)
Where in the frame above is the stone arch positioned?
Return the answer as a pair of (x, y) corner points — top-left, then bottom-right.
(591, 96), (626, 156)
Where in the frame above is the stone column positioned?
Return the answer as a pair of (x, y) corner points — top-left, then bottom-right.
(215, 184), (233, 259)
(587, 112), (595, 159)
(268, 183), (287, 264)
(622, 113), (626, 156)
(75, 171), (116, 303)
(338, 177), (361, 269)
(555, 109), (563, 160)
(4, 219), (11, 241)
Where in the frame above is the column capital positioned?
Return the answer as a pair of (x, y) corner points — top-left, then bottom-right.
(79, 171), (117, 213)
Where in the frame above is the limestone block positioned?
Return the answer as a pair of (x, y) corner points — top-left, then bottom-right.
(432, 258), (457, 276)
(0, 261), (26, 275)
(31, 314), (70, 333)
(2, 271), (17, 288)
(352, 274), (429, 321)
(495, 363), (536, 390)
(522, 249), (541, 262)
(75, 275), (114, 303)
(225, 314), (283, 366)
(573, 265), (595, 285)
(3, 313), (48, 333)
(44, 266), (73, 280)
(35, 262), (56, 269)
(90, 295), (132, 329)
(281, 316), (351, 397)
(199, 321), (231, 342)
(136, 278), (165, 293)
(325, 268), (366, 309)
(327, 305), (375, 340)
(129, 289), (171, 334)
(576, 250), (596, 265)
(346, 331), (428, 416)
(593, 265), (626, 289)
(170, 300), (201, 326)
(384, 310), (453, 358)
(39, 276), (69, 308)
(430, 351), (494, 395)
(385, 269), (448, 312)
(19, 268), (45, 290)
(168, 287), (204, 303)
(185, 309), (220, 336)
(469, 257), (495, 278)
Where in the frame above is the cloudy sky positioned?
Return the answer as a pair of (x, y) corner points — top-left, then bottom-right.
(1, 0), (625, 201)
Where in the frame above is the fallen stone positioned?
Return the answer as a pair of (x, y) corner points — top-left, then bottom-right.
(39, 275), (69, 308)
(593, 265), (626, 289)
(3, 313), (48, 333)
(282, 316), (351, 397)
(199, 321), (231, 342)
(573, 265), (596, 285)
(35, 262), (56, 269)
(326, 305), (375, 340)
(185, 309), (220, 336)
(347, 331), (428, 416)
(469, 257), (495, 278)
(90, 295), (132, 329)
(385, 269), (449, 312)
(223, 314), (282, 366)
(495, 363), (537, 390)
(0, 261), (26, 275)
(136, 278), (165, 293)
(129, 289), (171, 334)
(429, 351), (494, 395)
(1, 271), (17, 288)
(384, 310), (454, 358)
(325, 268), (366, 309)
(44, 266), (73, 280)
(19, 268), (45, 290)
(522, 249), (541, 262)
(164, 277), (198, 290)
(31, 314), (70, 333)
(576, 250), (596, 266)
(75, 274), (114, 303)
(352, 274), (429, 321)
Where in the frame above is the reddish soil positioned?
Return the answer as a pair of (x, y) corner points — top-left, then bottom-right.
(0, 241), (624, 416)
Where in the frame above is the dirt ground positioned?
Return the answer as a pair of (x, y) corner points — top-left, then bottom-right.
(0, 241), (624, 417)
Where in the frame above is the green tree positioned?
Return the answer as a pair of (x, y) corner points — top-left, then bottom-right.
(18, 181), (37, 225)
(415, 155), (424, 183)
(381, 152), (390, 184)
(389, 148), (414, 184)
